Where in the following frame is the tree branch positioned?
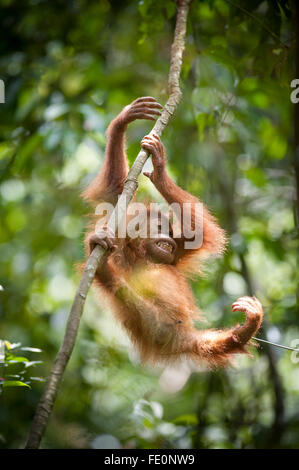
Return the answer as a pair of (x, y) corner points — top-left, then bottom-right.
(25, 0), (193, 449)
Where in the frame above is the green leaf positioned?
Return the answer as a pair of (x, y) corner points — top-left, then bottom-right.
(143, 418), (153, 428)
(173, 414), (198, 426)
(138, 0), (151, 18)
(6, 355), (29, 363)
(24, 360), (43, 368)
(3, 381), (31, 389)
(245, 168), (267, 187)
(0, 142), (15, 161)
(5, 342), (21, 350)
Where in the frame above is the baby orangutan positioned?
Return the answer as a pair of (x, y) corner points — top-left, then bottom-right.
(82, 97), (263, 367)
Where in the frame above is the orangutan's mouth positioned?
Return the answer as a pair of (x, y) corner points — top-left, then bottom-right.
(155, 238), (176, 254)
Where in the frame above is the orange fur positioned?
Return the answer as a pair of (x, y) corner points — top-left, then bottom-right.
(82, 99), (263, 368)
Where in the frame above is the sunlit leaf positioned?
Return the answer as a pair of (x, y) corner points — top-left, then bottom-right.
(20, 347), (42, 353)
(173, 414), (198, 426)
(2, 381), (30, 389)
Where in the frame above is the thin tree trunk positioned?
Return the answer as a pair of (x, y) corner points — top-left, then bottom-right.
(25, 0), (193, 449)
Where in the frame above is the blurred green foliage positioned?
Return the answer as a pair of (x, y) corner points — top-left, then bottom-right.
(0, 0), (298, 449)
(0, 340), (43, 391)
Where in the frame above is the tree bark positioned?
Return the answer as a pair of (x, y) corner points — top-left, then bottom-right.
(25, 0), (193, 449)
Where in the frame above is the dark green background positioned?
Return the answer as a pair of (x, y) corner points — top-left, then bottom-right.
(0, 0), (298, 449)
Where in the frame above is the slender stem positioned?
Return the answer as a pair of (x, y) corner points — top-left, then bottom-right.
(252, 337), (299, 353)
